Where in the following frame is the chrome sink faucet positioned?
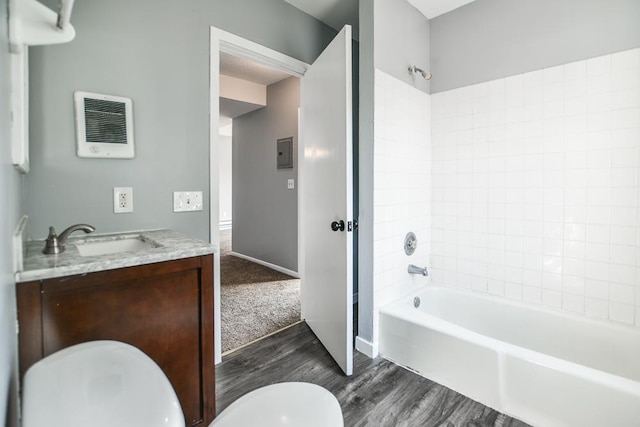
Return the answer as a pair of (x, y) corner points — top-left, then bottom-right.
(43, 224), (96, 254)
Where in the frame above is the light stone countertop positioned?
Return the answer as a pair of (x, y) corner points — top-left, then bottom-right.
(16, 229), (217, 283)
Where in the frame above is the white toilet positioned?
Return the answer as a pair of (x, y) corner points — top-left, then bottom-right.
(210, 382), (344, 427)
(22, 340), (344, 427)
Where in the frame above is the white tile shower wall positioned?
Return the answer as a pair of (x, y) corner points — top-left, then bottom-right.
(373, 69), (431, 341)
(430, 48), (640, 327)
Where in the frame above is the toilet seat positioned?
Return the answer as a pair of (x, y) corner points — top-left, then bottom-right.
(210, 382), (343, 427)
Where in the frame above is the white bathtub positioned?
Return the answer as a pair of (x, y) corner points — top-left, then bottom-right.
(379, 286), (640, 427)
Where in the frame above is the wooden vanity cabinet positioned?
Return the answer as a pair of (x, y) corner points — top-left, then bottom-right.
(16, 255), (215, 426)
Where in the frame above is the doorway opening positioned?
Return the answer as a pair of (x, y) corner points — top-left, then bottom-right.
(211, 26), (355, 375)
(217, 52), (302, 354)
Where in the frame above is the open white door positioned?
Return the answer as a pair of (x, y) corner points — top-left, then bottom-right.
(300, 25), (353, 375)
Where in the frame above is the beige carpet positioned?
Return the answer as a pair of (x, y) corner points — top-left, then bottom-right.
(220, 230), (300, 353)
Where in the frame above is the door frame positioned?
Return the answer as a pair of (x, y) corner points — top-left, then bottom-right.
(209, 27), (309, 363)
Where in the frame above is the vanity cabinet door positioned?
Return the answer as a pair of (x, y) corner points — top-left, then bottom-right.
(16, 256), (215, 427)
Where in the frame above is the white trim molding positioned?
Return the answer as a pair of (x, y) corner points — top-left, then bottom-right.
(229, 251), (300, 279)
(212, 28), (309, 78)
(355, 336), (379, 359)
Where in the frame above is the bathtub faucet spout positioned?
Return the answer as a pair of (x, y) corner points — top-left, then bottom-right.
(408, 264), (428, 276)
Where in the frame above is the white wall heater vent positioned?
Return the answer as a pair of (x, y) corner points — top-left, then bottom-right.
(74, 91), (135, 159)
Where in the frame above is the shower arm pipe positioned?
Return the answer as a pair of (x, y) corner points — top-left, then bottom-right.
(408, 65), (432, 80)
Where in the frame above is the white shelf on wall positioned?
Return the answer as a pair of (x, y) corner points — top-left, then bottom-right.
(10, 49), (29, 173)
(8, 0), (76, 173)
(9, 0), (76, 53)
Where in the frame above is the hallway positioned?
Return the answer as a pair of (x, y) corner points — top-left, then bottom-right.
(219, 230), (301, 352)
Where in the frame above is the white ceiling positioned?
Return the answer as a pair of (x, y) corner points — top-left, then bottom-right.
(407, 0), (477, 19)
(219, 98), (265, 120)
(219, 53), (290, 123)
(220, 52), (291, 86)
(283, 0), (478, 35)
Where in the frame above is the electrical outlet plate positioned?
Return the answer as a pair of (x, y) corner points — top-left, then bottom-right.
(287, 179), (295, 189)
(113, 187), (133, 213)
(173, 191), (203, 212)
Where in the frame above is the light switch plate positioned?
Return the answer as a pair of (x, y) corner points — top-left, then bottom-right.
(173, 191), (203, 212)
(114, 187), (133, 213)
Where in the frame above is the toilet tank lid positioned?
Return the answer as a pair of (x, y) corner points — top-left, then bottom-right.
(22, 340), (185, 427)
(211, 382), (343, 427)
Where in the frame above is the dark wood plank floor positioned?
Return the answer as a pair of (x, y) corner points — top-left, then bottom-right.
(216, 322), (529, 427)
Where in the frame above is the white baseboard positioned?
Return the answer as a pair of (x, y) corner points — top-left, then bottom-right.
(355, 336), (378, 359)
(229, 251), (300, 278)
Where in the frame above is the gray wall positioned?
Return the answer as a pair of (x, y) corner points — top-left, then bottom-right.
(375, 0), (430, 94)
(1, 0), (22, 423)
(232, 77), (299, 271)
(25, 0), (336, 242)
(430, 0), (640, 93)
(357, 0), (430, 345)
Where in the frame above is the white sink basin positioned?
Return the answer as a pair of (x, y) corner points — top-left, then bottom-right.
(74, 235), (162, 257)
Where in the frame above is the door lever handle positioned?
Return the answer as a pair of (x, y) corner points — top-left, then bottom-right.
(330, 220), (345, 232)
